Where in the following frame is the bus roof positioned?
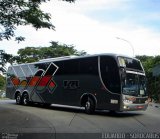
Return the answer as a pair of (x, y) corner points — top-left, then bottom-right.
(10, 53), (139, 66)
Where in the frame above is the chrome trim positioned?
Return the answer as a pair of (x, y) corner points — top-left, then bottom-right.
(126, 70), (145, 76)
(122, 103), (148, 111)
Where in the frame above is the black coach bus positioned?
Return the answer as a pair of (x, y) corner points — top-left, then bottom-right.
(6, 54), (148, 114)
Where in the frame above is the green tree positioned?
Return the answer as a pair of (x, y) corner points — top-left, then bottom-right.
(136, 55), (154, 74)
(15, 41), (87, 63)
(0, 75), (5, 90)
(0, 0), (75, 42)
(0, 50), (13, 73)
(16, 47), (39, 63)
(136, 55), (160, 102)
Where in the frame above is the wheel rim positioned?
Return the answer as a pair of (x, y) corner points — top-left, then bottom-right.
(85, 101), (90, 110)
(23, 95), (28, 105)
(24, 97), (27, 105)
(16, 95), (21, 104)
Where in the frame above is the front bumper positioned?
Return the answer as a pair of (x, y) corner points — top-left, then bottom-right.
(121, 103), (148, 111)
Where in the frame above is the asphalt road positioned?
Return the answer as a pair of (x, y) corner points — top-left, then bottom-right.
(0, 100), (160, 139)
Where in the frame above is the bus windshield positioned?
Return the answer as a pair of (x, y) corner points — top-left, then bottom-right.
(123, 73), (146, 96)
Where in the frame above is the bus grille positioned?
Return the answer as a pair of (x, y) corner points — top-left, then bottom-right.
(133, 98), (147, 104)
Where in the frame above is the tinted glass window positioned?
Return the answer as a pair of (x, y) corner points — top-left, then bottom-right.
(63, 59), (79, 75)
(44, 63), (59, 76)
(35, 70), (44, 76)
(35, 63), (50, 71)
(123, 74), (147, 96)
(54, 60), (79, 75)
(29, 63), (50, 75)
(79, 57), (98, 75)
(55, 57), (98, 75)
(7, 67), (16, 78)
(118, 57), (143, 71)
(21, 65), (33, 77)
(100, 56), (121, 93)
(29, 64), (39, 75)
(54, 61), (64, 75)
(13, 66), (25, 78)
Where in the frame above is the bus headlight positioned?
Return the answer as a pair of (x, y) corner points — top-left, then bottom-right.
(123, 105), (129, 109)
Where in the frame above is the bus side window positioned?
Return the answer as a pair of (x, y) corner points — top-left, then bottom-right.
(105, 66), (109, 72)
(79, 57), (98, 75)
(13, 66), (25, 78)
(63, 59), (79, 75)
(100, 56), (121, 94)
(54, 61), (64, 75)
(21, 65), (33, 77)
(7, 67), (16, 78)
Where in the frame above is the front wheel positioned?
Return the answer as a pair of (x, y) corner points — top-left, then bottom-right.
(22, 93), (30, 105)
(85, 98), (95, 114)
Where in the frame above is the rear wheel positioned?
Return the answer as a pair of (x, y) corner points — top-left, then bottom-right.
(85, 98), (95, 114)
(16, 93), (22, 105)
(22, 93), (30, 105)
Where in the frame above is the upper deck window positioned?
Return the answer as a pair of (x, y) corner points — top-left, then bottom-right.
(118, 57), (143, 71)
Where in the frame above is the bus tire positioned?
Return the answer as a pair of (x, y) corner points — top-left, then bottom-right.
(22, 93), (30, 105)
(15, 93), (22, 105)
(85, 98), (95, 114)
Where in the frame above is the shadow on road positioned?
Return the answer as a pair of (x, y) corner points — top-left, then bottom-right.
(12, 102), (143, 118)
(94, 110), (143, 118)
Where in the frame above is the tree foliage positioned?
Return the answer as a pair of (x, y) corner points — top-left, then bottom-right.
(0, 75), (5, 90)
(0, 41), (85, 73)
(15, 41), (86, 63)
(0, 50), (12, 73)
(0, 0), (75, 42)
(136, 55), (160, 102)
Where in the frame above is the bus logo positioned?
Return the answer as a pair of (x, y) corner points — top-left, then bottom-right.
(63, 80), (79, 89)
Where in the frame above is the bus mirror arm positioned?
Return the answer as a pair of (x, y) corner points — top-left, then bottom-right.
(120, 67), (126, 79)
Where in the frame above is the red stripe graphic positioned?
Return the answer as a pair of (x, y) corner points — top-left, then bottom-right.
(11, 77), (20, 86)
(35, 63), (58, 92)
(28, 76), (40, 86)
(38, 76), (52, 87)
(49, 81), (56, 88)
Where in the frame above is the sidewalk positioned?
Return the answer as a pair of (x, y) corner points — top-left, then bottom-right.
(148, 102), (160, 108)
